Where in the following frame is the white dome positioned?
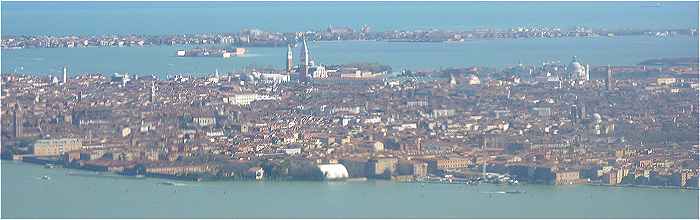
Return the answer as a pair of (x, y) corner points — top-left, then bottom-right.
(569, 57), (588, 80)
(570, 61), (584, 74)
(570, 62), (584, 72)
(593, 113), (603, 123)
(317, 164), (349, 180)
(467, 74), (481, 85)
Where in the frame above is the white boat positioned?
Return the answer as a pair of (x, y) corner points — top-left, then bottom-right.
(160, 181), (186, 186)
(481, 191), (507, 194)
(482, 190), (525, 194)
(44, 163), (56, 169)
(40, 175), (51, 180)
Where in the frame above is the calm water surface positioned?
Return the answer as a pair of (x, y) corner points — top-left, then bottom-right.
(1, 2), (698, 76)
(2, 36), (697, 77)
(1, 161), (698, 218)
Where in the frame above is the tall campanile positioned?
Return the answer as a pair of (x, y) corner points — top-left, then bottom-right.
(286, 44), (293, 73)
(299, 36), (310, 82)
(606, 65), (615, 91)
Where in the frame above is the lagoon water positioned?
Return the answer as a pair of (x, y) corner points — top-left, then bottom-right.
(1, 161), (698, 218)
(1, 2), (698, 76)
(2, 36), (698, 77)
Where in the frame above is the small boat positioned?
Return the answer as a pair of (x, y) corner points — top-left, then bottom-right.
(160, 181), (186, 186)
(346, 177), (368, 182)
(481, 191), (507, 194)
(505, 190), (526, 194)
(40, 175), (51, 180)
(44, 163), (56, 169)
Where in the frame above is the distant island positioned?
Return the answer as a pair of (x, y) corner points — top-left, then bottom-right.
(1, 26), (697, 49)
(639, 57), (699, 67)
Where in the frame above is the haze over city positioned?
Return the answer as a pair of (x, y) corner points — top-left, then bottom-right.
(1, 1), (699, 219)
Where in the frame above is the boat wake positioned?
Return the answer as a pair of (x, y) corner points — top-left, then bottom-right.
(481, 191), (507, 194)
(159, 181), (187, 186)
(481, 190), (526, 194)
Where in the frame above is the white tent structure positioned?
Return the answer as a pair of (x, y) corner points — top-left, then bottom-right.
(317, 164), (349, 180)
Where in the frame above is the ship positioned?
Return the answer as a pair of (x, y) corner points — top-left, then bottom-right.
(159, 181), (187, 186)
(176, 47), (246, 58)
(482, 190), (526, 194)
(481, 191), (507, 194)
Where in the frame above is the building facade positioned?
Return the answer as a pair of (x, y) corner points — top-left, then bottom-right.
(33, 138), (82, 157)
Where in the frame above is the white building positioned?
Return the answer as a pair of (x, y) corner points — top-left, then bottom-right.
(260, 73), (291, 83)
(224, 94), (258, 106)
(223, 94), (280, 106)
(569, 56), (590, 81)
(282, 148), (302, 155)
(220, 36), (235, 44)
(112, 73), (130, 86)
(657, 77), (677, 86)
(309, 65), (328, 79)
(193, 117), (216, 127)
(340, 70), (382, 79)
(332, 106), (361, 114)
(206, 130), (225, 137)
(33, 138), (83, 156)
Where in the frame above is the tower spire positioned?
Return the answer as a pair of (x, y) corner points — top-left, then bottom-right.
(13, 103), (23, 138)
(150, 81), (156, 103)
(287, 43), (293, 73)
(606, 65), (614, 91)
(63, 66), (68, 84)
(300, 36), (310, 82)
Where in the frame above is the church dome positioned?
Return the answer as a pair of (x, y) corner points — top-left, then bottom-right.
(569, 56), (587, 80)
(467, 74), (481, 85)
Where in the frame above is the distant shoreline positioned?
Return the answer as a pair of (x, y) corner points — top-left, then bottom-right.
(3, 27), (697, 50)
(589, 183), (699, 191)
